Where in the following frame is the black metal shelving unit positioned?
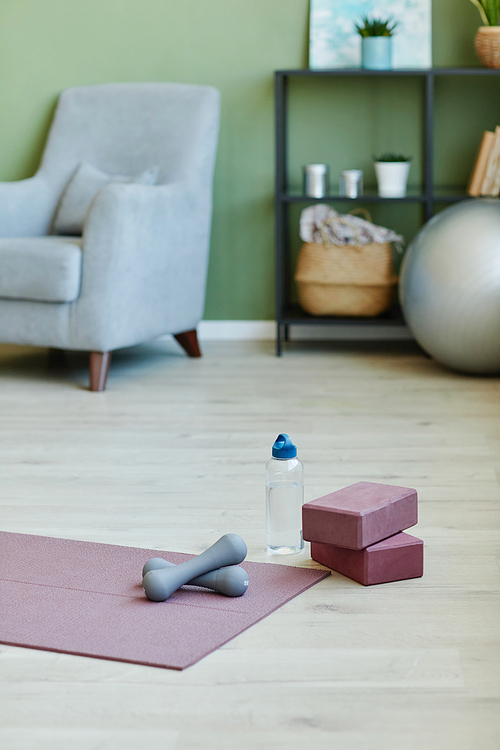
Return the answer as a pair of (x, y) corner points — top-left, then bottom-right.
(274, 67), (500, 355)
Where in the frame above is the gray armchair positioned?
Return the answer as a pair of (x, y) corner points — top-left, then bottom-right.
(0, 82), (220, 390)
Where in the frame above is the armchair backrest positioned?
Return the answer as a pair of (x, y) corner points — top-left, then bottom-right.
(39, 83), (221, 197)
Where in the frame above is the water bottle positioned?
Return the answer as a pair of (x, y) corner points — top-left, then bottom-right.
(266, 433), (304, 554)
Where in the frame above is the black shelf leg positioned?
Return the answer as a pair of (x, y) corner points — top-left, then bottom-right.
(276, 322), (283, 356)
(424, 71), (434, 221)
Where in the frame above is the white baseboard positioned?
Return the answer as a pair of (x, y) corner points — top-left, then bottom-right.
(198, 320), (412, 341)
(198, 321), (275, 340)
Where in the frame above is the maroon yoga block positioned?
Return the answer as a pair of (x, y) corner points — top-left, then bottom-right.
(302, 481), (418, 550)
(311, 532), (424, 586)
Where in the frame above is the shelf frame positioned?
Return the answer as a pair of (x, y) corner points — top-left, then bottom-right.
(274, 67), (500, 355)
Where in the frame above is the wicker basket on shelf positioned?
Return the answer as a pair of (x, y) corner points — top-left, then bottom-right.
(475, 27), (500, 68)
(294, 209), (398, 317)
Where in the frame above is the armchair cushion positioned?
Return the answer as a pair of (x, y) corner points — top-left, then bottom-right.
(0, 237), (82, 303)
(53, 161), (159, 236)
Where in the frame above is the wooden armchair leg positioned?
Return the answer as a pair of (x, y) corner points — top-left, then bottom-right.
(173, 329), (201, 357)
(89, 351), (111, 391)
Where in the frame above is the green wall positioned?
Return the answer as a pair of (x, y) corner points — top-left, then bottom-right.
(0, 0), (489, 319)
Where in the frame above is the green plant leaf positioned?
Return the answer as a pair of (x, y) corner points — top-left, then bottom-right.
(469, 0), (500, 25)
(484, 0), (500, 24)
(373, 153), (412, 162)
(355, 15), (397, 36)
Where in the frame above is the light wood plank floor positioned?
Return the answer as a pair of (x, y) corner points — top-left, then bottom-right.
(0, 338), (499, 750)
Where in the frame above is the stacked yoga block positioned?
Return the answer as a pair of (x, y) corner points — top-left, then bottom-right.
(303, 482), (423, 585)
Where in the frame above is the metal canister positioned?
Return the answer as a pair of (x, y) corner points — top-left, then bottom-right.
(340, 170), (363, 199)
(303, 164), (329, 198)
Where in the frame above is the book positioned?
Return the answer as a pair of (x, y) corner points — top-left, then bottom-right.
(481, 125), (500, 195)
(489, 126), (500, 196)
(468, 130), (495, 196)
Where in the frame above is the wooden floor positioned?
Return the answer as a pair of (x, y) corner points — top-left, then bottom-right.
(0, 338), (499, 750)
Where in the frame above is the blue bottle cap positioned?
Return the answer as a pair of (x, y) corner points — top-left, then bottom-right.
(272, 433), (297, 459)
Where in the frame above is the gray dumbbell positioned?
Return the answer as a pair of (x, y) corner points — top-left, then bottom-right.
(142, 558), (249, 597)
(142, 533), (248, 602)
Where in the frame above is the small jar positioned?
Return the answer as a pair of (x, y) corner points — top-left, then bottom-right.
(340, 170), (363, 199)
(303, 164), (329, 198)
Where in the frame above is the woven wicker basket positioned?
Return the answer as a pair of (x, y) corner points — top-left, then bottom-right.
(475, 27), (500, 68)
(295, 241), (398, 317)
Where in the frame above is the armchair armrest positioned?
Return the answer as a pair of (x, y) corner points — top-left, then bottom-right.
(73, 181), (213, 351)
(0, 174), (56, 236)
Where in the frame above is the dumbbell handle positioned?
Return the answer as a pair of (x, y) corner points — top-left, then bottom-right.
(142, 558), (249, 597)
(142, 533), (247, 602)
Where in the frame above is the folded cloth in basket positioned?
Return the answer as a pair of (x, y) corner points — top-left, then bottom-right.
(300, 204), (403, 247)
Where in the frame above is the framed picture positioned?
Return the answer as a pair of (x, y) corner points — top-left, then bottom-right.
(309, 0), (432, 69)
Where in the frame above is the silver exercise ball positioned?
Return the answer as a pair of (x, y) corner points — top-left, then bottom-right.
(399, 199), (500, 374)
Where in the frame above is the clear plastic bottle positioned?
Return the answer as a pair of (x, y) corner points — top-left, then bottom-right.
(266, 433), (304, 554)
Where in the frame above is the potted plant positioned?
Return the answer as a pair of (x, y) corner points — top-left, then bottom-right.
(373, 153), (412, 198)
(355, 16), (398, 70)
(470, 0), (500, 67)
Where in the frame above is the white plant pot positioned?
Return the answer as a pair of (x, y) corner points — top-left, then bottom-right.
(374, 161), (411, 198)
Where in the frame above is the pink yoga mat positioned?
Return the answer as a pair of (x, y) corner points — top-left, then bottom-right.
(0, 532), (329, 670)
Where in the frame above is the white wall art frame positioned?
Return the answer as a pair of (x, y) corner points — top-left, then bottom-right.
(309, 0), (432, 70)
